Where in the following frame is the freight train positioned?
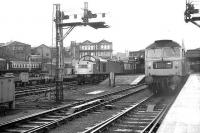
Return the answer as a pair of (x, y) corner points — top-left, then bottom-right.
(74, 55), (141, 84)
(145, 40), (188, 93)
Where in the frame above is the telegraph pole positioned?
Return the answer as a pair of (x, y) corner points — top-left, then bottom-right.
(53, 2), (109, 102)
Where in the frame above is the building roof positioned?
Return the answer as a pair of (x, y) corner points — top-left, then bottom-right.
(194, 47), (200, 50)
(146, 40), (181, 49)
(82, 40), (92, 44)
(3, 41), (31, 46)
(36, 44), (50, 49)
(98, 39), (111, 44)
(186, 48), (200, 58)
(129, 50), (145, 58)
(80, 39), (112, 45)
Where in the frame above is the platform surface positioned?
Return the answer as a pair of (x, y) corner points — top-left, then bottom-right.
(130, 75), (145, 85)
(100, 74), (145, 85)
(157, 74), (200, 133)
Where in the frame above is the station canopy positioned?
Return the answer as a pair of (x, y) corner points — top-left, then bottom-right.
(186, 48), (200, 59)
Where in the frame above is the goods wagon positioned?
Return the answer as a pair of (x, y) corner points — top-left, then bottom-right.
(0, 75), (15, 109)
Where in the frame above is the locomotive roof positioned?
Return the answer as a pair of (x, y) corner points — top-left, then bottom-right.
(79, 55), (107, 62)
(146, 40), (181, 49)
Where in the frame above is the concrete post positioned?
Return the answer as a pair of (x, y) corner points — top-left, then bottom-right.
(109, 72), (115, 87)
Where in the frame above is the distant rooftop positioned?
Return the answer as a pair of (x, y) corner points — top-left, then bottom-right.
(0, 41), (30, 47)
(75, 39), (112, 45)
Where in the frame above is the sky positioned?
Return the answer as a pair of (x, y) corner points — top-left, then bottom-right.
(0, 0), (200, 53)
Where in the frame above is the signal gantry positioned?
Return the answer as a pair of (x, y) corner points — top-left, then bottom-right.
(53, 2), (109, 102)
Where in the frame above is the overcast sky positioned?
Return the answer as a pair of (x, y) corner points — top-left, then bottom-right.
(0, 0), (200, 53)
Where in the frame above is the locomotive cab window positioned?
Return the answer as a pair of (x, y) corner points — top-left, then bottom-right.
(146, 49), (162, 58)
(163, 47), (180, 58)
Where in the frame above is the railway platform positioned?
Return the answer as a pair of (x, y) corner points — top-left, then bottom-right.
(157, 73), (200, 133)
(100, 74), (145, 85)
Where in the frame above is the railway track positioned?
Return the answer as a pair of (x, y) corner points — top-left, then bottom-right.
(15, 81), (78, 98)
(82, 95), (176, 133)
(0, 84), (147, 133)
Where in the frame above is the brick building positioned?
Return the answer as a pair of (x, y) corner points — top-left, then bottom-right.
(31, 44), (52, 62)
(70, 39), (113, 59)
(0, 41), (31, 61)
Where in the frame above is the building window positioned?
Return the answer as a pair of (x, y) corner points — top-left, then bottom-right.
(101, 45), (103, 49)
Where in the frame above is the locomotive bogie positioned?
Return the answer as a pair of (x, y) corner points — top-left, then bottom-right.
(146, 75), (181, 93)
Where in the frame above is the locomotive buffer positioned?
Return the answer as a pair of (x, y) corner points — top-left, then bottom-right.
(54, 3), (109, 102)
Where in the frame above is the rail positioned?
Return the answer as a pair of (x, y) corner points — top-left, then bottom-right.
(81, 94), (175, 133)
(15, 81), (78, 98)
(0, 83), (147, 132)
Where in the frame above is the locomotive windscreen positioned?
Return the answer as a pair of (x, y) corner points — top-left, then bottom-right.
(163, 47), (180, 57)
(146, 47), (180, 58)
(147, 49), (162, 58)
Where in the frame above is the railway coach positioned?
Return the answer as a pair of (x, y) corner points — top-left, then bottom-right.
(145, 40), (188, 93)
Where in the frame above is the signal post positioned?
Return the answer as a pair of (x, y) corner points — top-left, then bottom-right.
(53, 2), (109, 102)
(184, 0), (200, 27)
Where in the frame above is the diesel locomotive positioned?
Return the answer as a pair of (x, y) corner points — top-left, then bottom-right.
(75, 55), (124, 84)
(145, 40), (188, 93)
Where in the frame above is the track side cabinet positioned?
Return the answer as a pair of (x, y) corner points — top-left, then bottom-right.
(0, 76), (15, 109)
